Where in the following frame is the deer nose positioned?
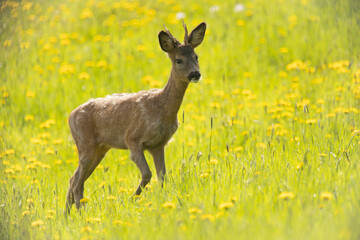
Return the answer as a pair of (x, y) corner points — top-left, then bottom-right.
(187, 71), (201, 82)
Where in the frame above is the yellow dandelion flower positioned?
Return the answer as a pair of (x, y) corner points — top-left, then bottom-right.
(3, 149), (15, 155)
(279, 71), (288, 78)
(45, 148), (55, 155)
(320, 192), (333, 201)
(80, 226), (92, 232)
(2, 160), (10, 165)
(209, 159), (218, 165)
(279, 47), (288, 53)
(31, 220), (44, 227)
(3, 40), (12, 47)
(53, 139), (63, 145)
(230, 196), (238, 202)
(60, 37), (71, 45)
(210, 102), (221, 108)
(296, 162), (304, 170)
(113, 220), (133, 227)
(4, 168), (15, 174)
(306, 119), (317, 124)
(86, 217), (101, 223)
(234, 146), (244, 152)
(278, 192), (295, 200)
(201, 214), (215, 221)
(97, 60), (108, 69)
(20, 42), (30, 49)
(242, 89), (252, 95)
(113, 220), (124, 225)
(200, 172), (209, 179)
(218, 201), (234, 210)
(78, 72), (90, 80)
(22, 211), (30, 217)
(256, 142), (266, 149)
(80, 197), (90, 203)
(188, 208), (202, 214)
(286, 60), (307, 71)
(80, 9), (93, 20)
(107, 196), (116, 200)
(59, 64), (75, 75)
(23, 2), (32, 10)
(236, 19), (245, 26)
(26, 91), (35, 98)
(47, 210), (55, 215)
(162, 201), (176, 209)
(39, 119), (56, 128)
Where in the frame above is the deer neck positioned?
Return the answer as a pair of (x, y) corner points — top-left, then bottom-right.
(159, 70), (189, 122)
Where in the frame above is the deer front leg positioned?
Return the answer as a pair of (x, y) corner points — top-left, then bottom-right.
(149, 147), (166, 184)
(129, 143), (152, 196)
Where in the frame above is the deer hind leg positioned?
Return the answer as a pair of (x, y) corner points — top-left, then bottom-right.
(71, 145), (109, 210)
(66, 147), (95, 212)
(66, 114), (109, 212)
(128, 142), (152, 196)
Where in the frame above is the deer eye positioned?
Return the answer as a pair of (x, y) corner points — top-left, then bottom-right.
(195, 55), (198, 61)
(175, 59), (183, 64)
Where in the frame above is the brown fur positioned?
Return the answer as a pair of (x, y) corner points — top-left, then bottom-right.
(65, 22), (206, 214)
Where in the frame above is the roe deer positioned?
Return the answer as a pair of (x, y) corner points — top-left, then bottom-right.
(65, 22), (207, 213)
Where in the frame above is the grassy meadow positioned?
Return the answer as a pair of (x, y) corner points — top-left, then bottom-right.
(1, 0), (360, 239)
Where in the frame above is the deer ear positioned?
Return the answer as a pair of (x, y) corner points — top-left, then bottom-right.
(188, 22), (206, 49)
(158, 31), (176, 52)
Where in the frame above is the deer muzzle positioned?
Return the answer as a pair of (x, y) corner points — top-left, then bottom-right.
(188, 71), (201, 83)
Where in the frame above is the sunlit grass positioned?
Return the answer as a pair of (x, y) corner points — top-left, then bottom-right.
(1, 0), (360, 239)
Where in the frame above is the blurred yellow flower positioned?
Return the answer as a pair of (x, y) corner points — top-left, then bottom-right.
(80, 9), (93, 19)
(210, 102), (221, 108)
(278, 192), (295, 200)
(25, 114), (34, 121)
(86, 217), (101, 223)
(45, 148), (55, 154)
(296, 162), (304, 170)
(20, 42), (30, 49)
(79, 72), (90, 80)
(209, 159), (219, 165)
(218, 201), (234, 210)
(201, 214), (215, 221)
(305, 119), (317, 124)
(80, 197), (90, 203)
(3, 40), (12, 47)
(59, 64), (75, 75)
(80, 226), (92, 232)
(53, 138), (63, 145)
(236, 19), (245, 26)
(188, 207), (202, 214)
(162, 201), (176, 208)
(286, 60), (308, 71)
(320, 192), (333, 201)
(107, 196), (116, 200)
(40, 119), (55, 128)
(22, 211), (30, 217)
(200, 172), (209, 178)
(279, 47), (288, 53)
(31, 220), (44, 227)
(113, 220), (133, 227)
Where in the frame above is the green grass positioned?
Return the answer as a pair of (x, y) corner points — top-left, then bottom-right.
(1, 0), (360, 239)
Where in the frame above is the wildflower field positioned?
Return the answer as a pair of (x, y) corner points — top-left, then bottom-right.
(1, 0), (360, 239)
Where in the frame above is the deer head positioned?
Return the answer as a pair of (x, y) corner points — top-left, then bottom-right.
(158, 22), (207, 83)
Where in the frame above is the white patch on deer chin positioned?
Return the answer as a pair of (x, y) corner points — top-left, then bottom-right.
(190, 76), (201, 83)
